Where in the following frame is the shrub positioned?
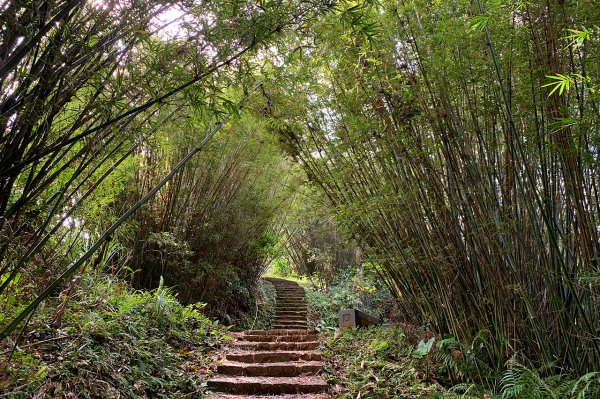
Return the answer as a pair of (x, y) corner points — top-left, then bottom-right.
(0, 272), (230, 398)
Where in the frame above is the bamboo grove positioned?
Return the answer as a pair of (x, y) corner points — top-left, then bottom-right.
(1, 0), (599, 383)
(0, 1), (331, 339)
(261, 0), (600, 375)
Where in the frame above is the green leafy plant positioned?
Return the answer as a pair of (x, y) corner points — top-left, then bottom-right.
(564, 27), (594, 48)
(411, 337), (435, 359)
(543, 73), (575, 96)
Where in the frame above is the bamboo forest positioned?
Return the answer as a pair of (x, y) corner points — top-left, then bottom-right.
(0, 0), (599, 397)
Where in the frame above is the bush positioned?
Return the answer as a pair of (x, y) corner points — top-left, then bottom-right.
(0, 272), (230, 398)
(305, 270), (393, 331)
(321, 326), (461, 398)
(322, 326), (600, 399)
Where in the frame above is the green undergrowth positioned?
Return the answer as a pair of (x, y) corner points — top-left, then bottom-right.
(321, 326), (600, 399)
(0, 273), (231, 398)
(305, 273), (393, 332)
(321, 326), (464, 398)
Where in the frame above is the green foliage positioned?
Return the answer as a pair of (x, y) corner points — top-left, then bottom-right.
(127, 107), (303, 326)
(324, 326), (600, 398)
(470, 14), (490, 32)
(543, 73), (576, 96)
(411, 337), (435, 359)
(1, 273), (229, 398)
(321, 326), (479, 398)
(261, 0), (600, 377)
(305, 270), (393, 331)
(564, 27), (594, 48)
(0, 0), (331, 353)
(270, 257), (293, 278)
(500, 361), (600, 399)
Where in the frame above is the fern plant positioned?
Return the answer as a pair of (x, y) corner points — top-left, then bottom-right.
(435, 336), (477, 384)
(500, 360), (600, 399)
(569, 372), (600, 399)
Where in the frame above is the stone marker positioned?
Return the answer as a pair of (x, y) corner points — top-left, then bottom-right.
(338, 308), (382, 329)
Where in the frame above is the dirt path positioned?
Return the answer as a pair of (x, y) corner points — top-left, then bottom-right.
(207, 278), (328, 398)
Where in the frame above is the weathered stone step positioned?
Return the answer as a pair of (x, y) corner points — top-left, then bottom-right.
(275, 311), (307, 317)
(275, 311), (306, 317)
(226, 350), (321, 363)
(217, 361), (323, 377)
(274, 320), (307, 326)
(274, 320), (308, 326)
(275, 313), (306, 318)
(276, 305), (307, 310)
(207, 394), (329, 399)
(233, 341), (317, 351)
(276, 305), (306, 310)
(240, 334), (317, 342)
(274, 319), (307, 325)
(244, 329), (308, 336)
(272, 326), (308, 331)
(207, 376), (328, 395)
(274, 290), (304, 294)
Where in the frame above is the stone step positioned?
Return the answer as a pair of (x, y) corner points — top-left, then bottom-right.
(226, 351), (321, 363)
(274, 321), (308, 326)
(276, 293), (304, 296)
(275, 311), (307, 316)
(274, 320), (307, 326)
(276, 306), (306, 310)
(244, 329), (309, 336)
(272, 325), (308, 331)
(275, 311), (307, 317)
(217, 361), (323, 377)
(240, 334), (317, 342)
(274, 286), (302, 289)
(207, 376), (328, 395)
(233, 341), (317, 351)
(274, 320), (307, 325)
(274, 287), (304, 290)
(207, 394), (329, 399)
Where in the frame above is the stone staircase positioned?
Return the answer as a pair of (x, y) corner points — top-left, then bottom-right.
(207, 278), (328, 398)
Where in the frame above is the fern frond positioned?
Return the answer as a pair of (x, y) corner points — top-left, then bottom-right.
(571, 371), (600, 399)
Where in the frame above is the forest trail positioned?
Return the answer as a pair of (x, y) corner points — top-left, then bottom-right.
(207, 278), (329, 398)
